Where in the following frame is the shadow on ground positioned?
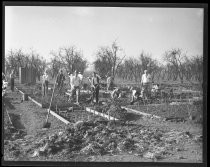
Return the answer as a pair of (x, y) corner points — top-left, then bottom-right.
(3, 97), (16, 110)
(126, 112), (143, 122)
(9, 113), (25, 130)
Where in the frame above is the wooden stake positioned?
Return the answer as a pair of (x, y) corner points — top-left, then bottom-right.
(108, 110), (110, 121)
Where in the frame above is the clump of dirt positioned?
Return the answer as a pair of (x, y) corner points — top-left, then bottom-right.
(92, 100), (129, 120)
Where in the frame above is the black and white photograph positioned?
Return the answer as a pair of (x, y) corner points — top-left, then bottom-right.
(2, 3), (207, 165)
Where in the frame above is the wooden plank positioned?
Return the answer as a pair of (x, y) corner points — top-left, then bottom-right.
(28, 96), (42, 107)
(121, 106), (161, 119)
(16, 86), (70, 125)
(65, 92), (71, 96)
(49, 109), (70, 125)
(15, 87), (24, 95)
(85, 107), (119, 121)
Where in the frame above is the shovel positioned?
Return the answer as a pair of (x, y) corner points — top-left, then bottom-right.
(42, 77), (57, 128)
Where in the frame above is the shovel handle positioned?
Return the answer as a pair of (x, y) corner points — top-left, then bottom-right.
(45, 76), (58, 122)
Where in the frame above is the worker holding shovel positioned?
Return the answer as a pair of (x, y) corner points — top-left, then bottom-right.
(69, 71), (81, 105)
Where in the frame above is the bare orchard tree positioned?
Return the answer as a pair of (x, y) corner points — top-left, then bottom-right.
(59, 46), (87, 74)
(50, 46), (87, 77)
(164, 49), (186, 83)
(137, 52), (159, 82)
(94, 40), (125, 80)
(28, 50), (47, 81)
(49, 51), (63, 79)
(94, 55), (112, 79)
(116, 52), (162, 83)
(123, 58), (140, 82)
(191, 55), (203, 83)
(182, 55), (203, 83)
(5, 49), (47, 81)
(6, 49), (25, 75)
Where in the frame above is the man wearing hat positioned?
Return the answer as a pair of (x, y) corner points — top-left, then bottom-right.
(140, 69), (152, 99)
(70, 70), (81, 104)
(91, 71), (100, 104)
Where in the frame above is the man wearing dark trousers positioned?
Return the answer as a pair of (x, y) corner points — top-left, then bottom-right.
(56, 69), (65, 95)
(91, 72), (100, 104)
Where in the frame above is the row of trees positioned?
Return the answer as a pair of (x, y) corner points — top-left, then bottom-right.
(5, 41), (203, 85)
(5, 47), (87, 80)
(94, 42), (203, 85)
(115, 48), (203, 84)
(5, 49), (47, 80)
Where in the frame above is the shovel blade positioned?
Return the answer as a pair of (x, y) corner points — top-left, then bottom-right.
(42, 122), (51, 128)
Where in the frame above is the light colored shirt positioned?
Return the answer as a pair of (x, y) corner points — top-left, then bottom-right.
(43, 74), (48, 81)
(141, 73), (151, 84)
(111, 89), (120, 99)
(151, 85), (159, 92)
(78, 74), (83, 80)
(107, 77), (112, 84)
(96, 74), (101, 80)
(69, 74), (73, 85)
(10, 73), (14, 78)
(72, 76), (81, 87)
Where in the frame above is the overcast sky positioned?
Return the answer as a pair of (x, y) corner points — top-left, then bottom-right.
(5, 6), (203, 64)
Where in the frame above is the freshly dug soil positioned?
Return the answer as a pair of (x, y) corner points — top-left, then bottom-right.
(3, 88), (203, 162)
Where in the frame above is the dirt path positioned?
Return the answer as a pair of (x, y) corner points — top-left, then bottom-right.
(4, 89), (66, 138)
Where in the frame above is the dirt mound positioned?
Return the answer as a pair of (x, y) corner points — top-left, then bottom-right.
(27, 118), (198, 160)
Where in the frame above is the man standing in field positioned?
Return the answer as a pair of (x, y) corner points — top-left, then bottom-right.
(10, 70), (15, 92)
(70, 71), (81, 104)
(107, 74), (114, 91)
(78, 72), (83, 81)
(56, 69), (65, 94)
(68, 73), (74, 90)
(91, 72), (100, 104)
(141, 70), (152, 99)
(42, 70), (49, 96)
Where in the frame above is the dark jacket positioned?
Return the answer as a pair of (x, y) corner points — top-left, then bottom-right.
(56, 73), (65, 84)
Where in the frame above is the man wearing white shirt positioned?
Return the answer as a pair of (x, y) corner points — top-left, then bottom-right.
(111, 87), (121, 99)
(42, 70), (49, 96)
(107, 75), (114, 91)
(69, 73), (74, 89)
(70, 71), (81, 104)
(141, 70), (152, 99)
(78, 72), (83, 80)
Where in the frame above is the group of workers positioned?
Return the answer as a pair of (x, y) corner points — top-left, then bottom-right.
(41, 69), (101, 105)
(110, 69), (160, 104)
(3, 67), (158, 105)
(68, 70), (101, 104)
(41, 68), (159, 105)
